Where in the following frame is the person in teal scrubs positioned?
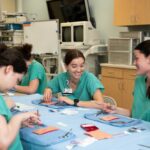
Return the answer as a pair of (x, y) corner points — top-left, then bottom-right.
(43, 49), (105, 109)
(104, 40), (150, 121)
(0, 44), (40, 150)
(14, 44), (47, 94)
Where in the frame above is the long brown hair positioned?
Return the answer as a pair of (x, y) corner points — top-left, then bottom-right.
(64, 49), (85, 65)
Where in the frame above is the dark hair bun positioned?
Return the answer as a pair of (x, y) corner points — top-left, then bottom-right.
(22, 44), (32, 53)
(16, 43), (33, 60)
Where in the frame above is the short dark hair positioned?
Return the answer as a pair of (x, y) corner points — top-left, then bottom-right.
(15, 43), (32, 61)
(135, 40), (150, 57)
(64, 49), (85, 65)
(0, 44), (27, 73)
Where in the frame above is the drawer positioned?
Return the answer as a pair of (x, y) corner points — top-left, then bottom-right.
(101, 67), (123, 78)
(123, 69), (136, 79)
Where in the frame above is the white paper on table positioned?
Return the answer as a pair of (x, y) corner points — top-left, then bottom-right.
(57, 122), (68, 127)
(60, 109), (78, 115)
(66, 137), (97, 150)
(15, 102), (35, 111)
(7, 92), (15, 96)
(78, 137), (97, 147)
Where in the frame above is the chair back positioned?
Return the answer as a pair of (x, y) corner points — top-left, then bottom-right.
(103, 95), (117, 106)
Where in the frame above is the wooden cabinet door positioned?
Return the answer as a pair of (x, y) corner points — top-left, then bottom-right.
(101, 66), (136, 109)
(135, 0), (150, 25)
(102, 76), (123, 107)
(122, 78), (135, 109)
(114, 0), (134, 26)
(114, 0), (150, 26)
(122, 69), (136, 109)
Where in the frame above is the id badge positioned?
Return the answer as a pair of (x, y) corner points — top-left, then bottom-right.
(62, 88), (72, 95)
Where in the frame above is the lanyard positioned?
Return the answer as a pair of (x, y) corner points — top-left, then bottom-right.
(62, 80), (73, 95)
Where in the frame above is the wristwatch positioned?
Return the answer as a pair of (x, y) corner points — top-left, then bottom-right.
(74, 99), (79, 106)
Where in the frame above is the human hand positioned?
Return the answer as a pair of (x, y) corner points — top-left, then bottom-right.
(58, 96), (74, 105)
(94, 101), (117, 113)
(43, 88), (52, 102)
(102, 103), (117, 113)
(18, 111), (42, 128)
(5, 98), (15, 109)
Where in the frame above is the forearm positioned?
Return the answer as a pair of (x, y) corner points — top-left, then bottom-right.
(59, 96), (105, 109)
(116, 107), (131, 117)
(0, 115), (22, 149)
(7, 115), (22, 141)
(15, 85), (36, 94)
(76, 100), (104, 109)
(77, 89), (104, 109)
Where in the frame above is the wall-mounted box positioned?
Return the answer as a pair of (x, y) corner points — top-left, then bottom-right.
(108, 38), (139, 52)
(108, 38), (139, 65)
(120, 31), (143, 42)
(108, 51), (133, 65)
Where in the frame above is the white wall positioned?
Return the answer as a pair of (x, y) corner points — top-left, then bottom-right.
(22, 0), (49, 21)
(88, 0), (127, 43)
(22, 0), (127, 43)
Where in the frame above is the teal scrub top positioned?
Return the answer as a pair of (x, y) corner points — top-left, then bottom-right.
(0, 96), (23, 150)
(21, 60), (47, 94)
(47, 71), (104, 101)
(132, 75), (150, 121)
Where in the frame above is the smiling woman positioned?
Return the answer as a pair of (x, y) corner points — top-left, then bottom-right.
(102, 40), (150, 122)
(43, 49), (106, 109)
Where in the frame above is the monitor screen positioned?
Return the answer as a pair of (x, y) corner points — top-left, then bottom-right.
(74, 25), (83, 42)
(46, 0), (90, 23)
(62, 26), (71, 42)
(62, 0), (88, 22)
(46, 0), (65, 23)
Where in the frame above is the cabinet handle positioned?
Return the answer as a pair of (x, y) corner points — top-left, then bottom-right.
(135, 16), (139, 23)
(134, 16), (137, 24)
(108, 72), (113, 75)
(118, 82), (124, 91)
(118, 82), (121, 90)
(126, 74), (136, 79)
(122, 82), (124, 91)
(131, 16), (136, 24)
(129, 74), (135, 77)
(130, 16), (134, 23)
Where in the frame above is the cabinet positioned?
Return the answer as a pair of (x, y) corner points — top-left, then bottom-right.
(0, 0), (16, 13)
(114, 0), (150, 26)
(101, 64), (136, 109)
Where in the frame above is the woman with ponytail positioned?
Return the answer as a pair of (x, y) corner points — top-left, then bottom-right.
(15, 44), (47, 94)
